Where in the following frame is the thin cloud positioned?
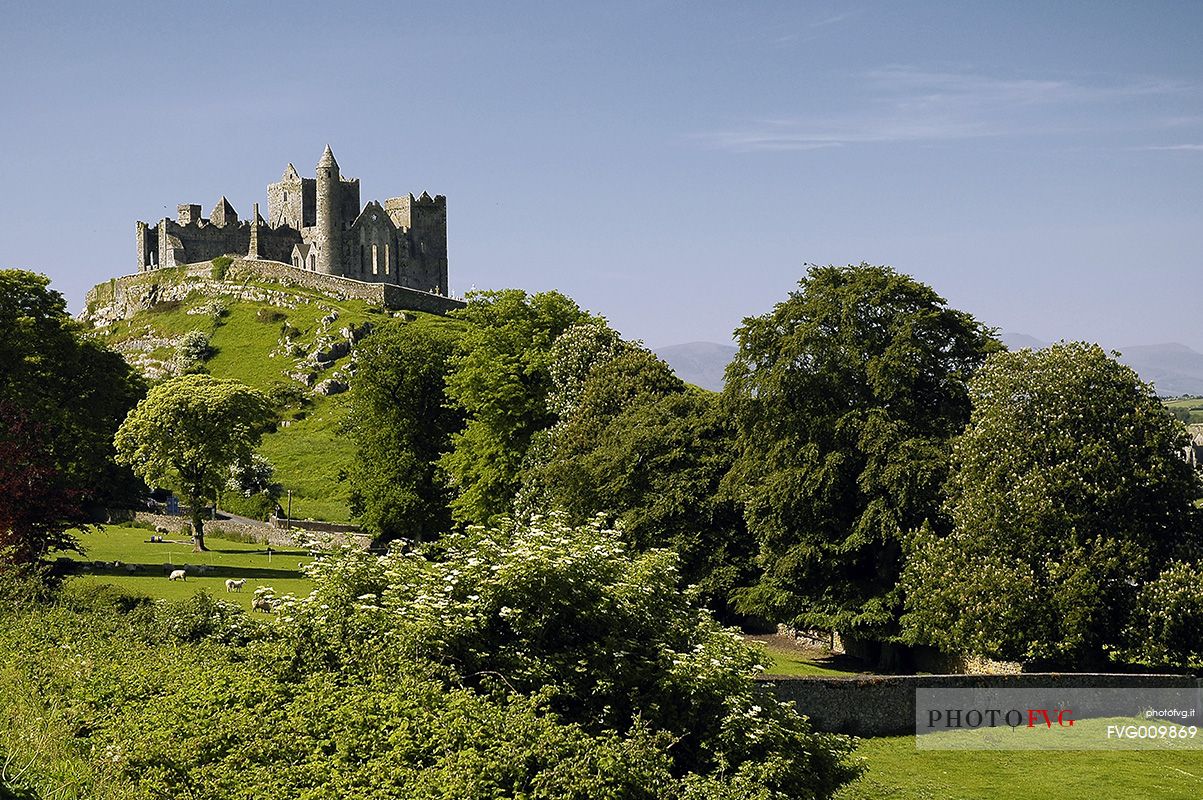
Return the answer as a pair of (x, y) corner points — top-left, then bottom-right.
(809, 10), (859, 29)
(700, 66), (1196, 152)
(1136, 143), (1203, 151)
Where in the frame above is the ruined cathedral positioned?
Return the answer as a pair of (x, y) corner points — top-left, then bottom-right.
(135, 146), (448, 294)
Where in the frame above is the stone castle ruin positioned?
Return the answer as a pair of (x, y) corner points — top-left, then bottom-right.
(135, 146), (448, 295)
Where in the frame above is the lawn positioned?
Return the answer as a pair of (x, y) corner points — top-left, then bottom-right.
(749, 635), (868, 677)
(837, 729), (1203, 799)
(59, 524), (315, 612)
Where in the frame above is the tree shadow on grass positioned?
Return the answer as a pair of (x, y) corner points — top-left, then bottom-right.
(63, 561), (307, 582)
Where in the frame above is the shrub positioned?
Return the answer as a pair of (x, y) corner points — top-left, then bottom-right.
(1121, 562), (1203, 668)
(266, 381), (307, 411)
(256, 307), (287, 324)
(210, 256), (233, 280)
(268, 516), (860, 797)
(0, 519), (859, 799)
(149, 592), (260, 645)
(218, 491), (276, 521)
(173, 330), (212, 372)
(0, 557), (54, 615)
(199, 299), (228, 322)
(58, 581), (152, 616)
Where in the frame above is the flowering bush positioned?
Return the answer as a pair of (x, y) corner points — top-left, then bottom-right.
(1121, 561), (1203, 668)
(266, 515), (859, 797)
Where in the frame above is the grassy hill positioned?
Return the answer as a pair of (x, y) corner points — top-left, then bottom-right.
(83, 264), (464, 522)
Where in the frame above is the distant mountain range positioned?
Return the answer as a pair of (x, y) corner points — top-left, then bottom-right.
(654, 342), (737, 392)
(1002, 333), (1203, 397)
(656, 335), (1203, 397)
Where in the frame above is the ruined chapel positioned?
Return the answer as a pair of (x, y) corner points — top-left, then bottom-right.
(134, 146), (448, 295)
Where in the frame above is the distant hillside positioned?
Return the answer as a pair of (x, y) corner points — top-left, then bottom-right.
(1003, 332), (1203, 396)
(83, 264), (464, 522)
(1112, 343), (1203, 397)
(654, 342), (736, 392)
(1000, 332), (1049, 351)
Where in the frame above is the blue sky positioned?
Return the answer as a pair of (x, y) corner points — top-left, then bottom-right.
(2, 1), (1201, 349)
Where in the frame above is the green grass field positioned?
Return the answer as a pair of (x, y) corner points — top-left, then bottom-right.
(60, 524), (315, 612)
(752, 637), (867, 677)
(88, 271), (467, 522)
(836, 730), (1203, 799)
(1162, 396), (1203, 425)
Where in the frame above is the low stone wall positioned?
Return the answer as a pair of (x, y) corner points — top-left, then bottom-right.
(84, 258), (464, 325)
(228, 259), (465, 314)
(125, 511), (369, 549)
(756, 673), (1202, 736)
(129, 511), (274, 543)
(270, 516), (373, 548)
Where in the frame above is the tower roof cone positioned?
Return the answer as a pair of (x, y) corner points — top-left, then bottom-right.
(318, 144), (339, 169)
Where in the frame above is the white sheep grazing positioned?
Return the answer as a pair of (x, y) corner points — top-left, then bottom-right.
(168, 569), (187, 581)
(225, 578), (247, 592)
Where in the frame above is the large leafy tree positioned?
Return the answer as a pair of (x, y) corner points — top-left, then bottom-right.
(345, 319), (464, 542)
(441, 290), (593, 524)
(724, 264), (998, 636)
(901, 342), (1201, 666)
(524, 332), (754, 611)
(115, 375), (275, 551)
(0, 270), (144, 563)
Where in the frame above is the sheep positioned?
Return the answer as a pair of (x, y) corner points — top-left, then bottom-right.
(168, 569), (187, 581)
(225, 578), (247, 592)
(250, 596), (273, 612)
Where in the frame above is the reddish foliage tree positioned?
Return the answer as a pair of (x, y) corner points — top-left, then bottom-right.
(0, 403), (84, 563)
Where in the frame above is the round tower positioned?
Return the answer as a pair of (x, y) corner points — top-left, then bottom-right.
(314, 145), (340, 274)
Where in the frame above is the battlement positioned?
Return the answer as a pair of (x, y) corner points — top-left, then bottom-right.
(136, 147), (448, 295)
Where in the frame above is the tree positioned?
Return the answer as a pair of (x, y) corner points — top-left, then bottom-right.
(724, 264), (999, 638)
(115, 375), (275, 551)
(564, 390), (755, 611)
(521, 334), (755, 612)
(1121, 561), (1203, 669)
(0, 404), (82, 564)
(441, 290), (593, 524)
(901, 342), (1201, 666)
(345, 319), (464, 542)
(0, 270), (144, 564)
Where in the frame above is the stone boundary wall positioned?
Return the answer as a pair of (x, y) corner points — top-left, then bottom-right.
(228, 259), (465, 314)
(269, 516), (374, 547)
(125, 511), (369, 549)
(755, 673), (1202, 736)
(129, 511), (280, 544)
(86, 258), (464, 319)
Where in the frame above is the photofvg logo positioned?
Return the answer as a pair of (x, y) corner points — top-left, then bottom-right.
(915, 688), (1203, 750)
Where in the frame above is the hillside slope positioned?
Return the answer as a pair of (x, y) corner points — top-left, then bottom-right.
(83, 264), (464, 522)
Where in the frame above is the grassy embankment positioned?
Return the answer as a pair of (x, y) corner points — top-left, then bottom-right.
(88, 273), (465, 522)
(60, 524), (314, 612)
